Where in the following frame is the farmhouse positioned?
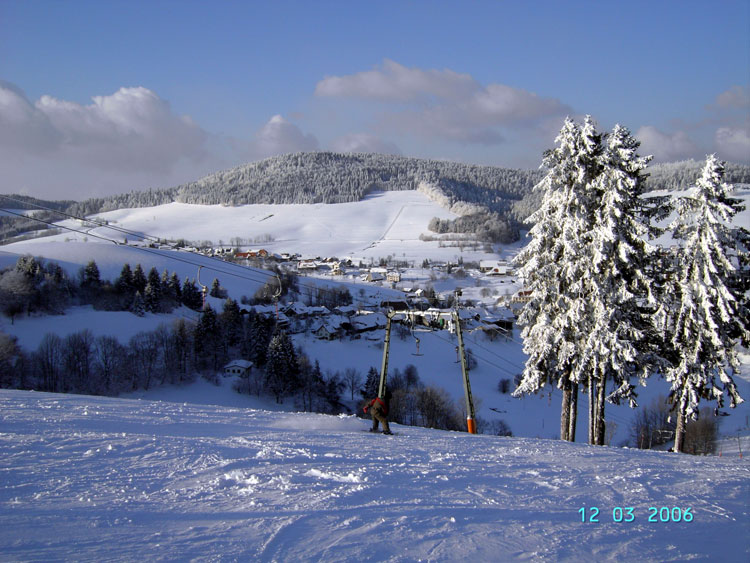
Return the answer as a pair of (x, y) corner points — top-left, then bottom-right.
(480, 260), (511, 276)
(386, 271), (401, 283)
(223, 359), (253, 377)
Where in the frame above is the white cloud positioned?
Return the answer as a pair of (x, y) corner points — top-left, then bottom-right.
(714, 85), (750, 110)
(715, 125), (750, 163)
(0, 82), (220, 198)
(330, 133), (401, 155)
(315, 59), (479, 102)
(636, 125), (700, 162)
(0, 81), (61, 153)
(0, 82), (207, 174)
(253, 114), (318, 158)
(315, 60), (570, 146)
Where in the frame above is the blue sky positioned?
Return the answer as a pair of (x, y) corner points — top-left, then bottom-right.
(1, 0), (748, 199)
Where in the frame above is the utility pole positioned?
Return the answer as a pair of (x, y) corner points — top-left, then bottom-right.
(453, 294), (476, 434)
(378, 310), (395, 399)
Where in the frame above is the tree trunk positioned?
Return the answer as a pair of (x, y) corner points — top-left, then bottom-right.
(588, 378), (595, 444)
(673, 402), (687, 453)
(560, 379), (572, 441)
(595, 376), (607, 445)
(568, 383), (578, 442)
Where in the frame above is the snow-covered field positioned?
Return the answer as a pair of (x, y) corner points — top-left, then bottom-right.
(88, 190), (484, 263)
(1, 389), (747, 562)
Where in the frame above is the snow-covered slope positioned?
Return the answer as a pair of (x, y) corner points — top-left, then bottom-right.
(1, 389), (747, 562)
(1, 190), (494, 267)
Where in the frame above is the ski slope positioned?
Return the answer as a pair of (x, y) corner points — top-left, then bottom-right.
(0, 389), (747, 562)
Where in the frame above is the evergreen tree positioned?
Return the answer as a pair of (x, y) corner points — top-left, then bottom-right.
(168, 272), (182, 303)
(362, 366), (379, 399)
(210, 278), (223, 298)
(663, 155), (746, 452)
(131, 290), (146, 317)
(193, 305), (224, 370)
(161, 269), (175, 302)
(115, 263), (134, 295)
(144, 282), (160, 313)
(132, 264), (147, 294)
(147, 268), (162, 303)
(265, 329), (298, 403)
(220, 298), (243, 347)
(181, 278), (203, 311)
(579, 124), (658, 445)
(82, 260), (101, 289)
(512, 117), (603, 442)
(246, 313), (273, 367)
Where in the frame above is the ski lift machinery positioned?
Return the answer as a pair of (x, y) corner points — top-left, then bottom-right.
(377, 304), (477, 434)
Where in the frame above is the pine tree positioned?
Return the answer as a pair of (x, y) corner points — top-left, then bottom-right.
(512, 117), (603, 442)
(193, 305), (223, 370)
(169, 272), (182, 302)
(220, 298), (242, 347)
(115, 263), (134, 295)
(663, 155), (746, 452)
(147, 268), (162, 303)
(265, 329), (298, 403)
(144, 282), (160, 313)
(132, 264), (147, 294)
(362, 366), (379, 399)
(210, 278), (223, 298)
(579, 124), (658, 445)
(131, 290), (145, 317)
(181, 278), (203, 311)
(82, 260), (101, 289)
(160, 269), (174, 302)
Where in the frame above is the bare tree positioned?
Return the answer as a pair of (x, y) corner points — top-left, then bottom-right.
(36, 333), (62, 392)
(129, 332), (160, 390)
(343, 367), (363, 401)
(94, 335), (126, 395)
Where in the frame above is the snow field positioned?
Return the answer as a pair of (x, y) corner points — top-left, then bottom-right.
(1, 389), (748, 561)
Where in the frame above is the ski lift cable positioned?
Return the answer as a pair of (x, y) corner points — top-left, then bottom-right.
(0, 194), (163, 244)
(1, 203), (387, 309)
(0, 208), (121, 245)
(0, 209), (289, 288)
(0, 197), (388, 308)
(428, 329), (518, 377)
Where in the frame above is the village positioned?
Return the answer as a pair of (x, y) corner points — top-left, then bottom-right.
(198, 246), (529, 382)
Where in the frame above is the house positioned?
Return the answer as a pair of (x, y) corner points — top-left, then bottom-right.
(298, 261), (319, 271)
(380, 300), (410, 311)
(313, 323), (337, 340)
(223, 359), (253, 377)
(285, 302), (311, 317)
(362, 272), (385, 282)
(349, 312), (388, 334)
(480, 260), (511, 276)
(386, 271), (401, 283)
(512, 289), (533, 303)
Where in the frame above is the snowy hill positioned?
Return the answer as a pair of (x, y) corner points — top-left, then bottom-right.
(64, 151), (543, 218)
(1, 389), (747, 562)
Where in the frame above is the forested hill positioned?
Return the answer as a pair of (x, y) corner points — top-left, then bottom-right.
(66, 152), (544, 219)
(5, 153), (750, 224)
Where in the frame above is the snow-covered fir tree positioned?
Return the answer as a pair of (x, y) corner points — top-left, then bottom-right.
(131, 291), (145, 317)
(663, 155), (747, 453)
(580, 124), (658, 445)
(513, 117), (660, 445)
(132, 264), (147, 294)
(513, 116), (604, 442)
(265, 330), (298, 403)
(115, 263), (134, 295)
